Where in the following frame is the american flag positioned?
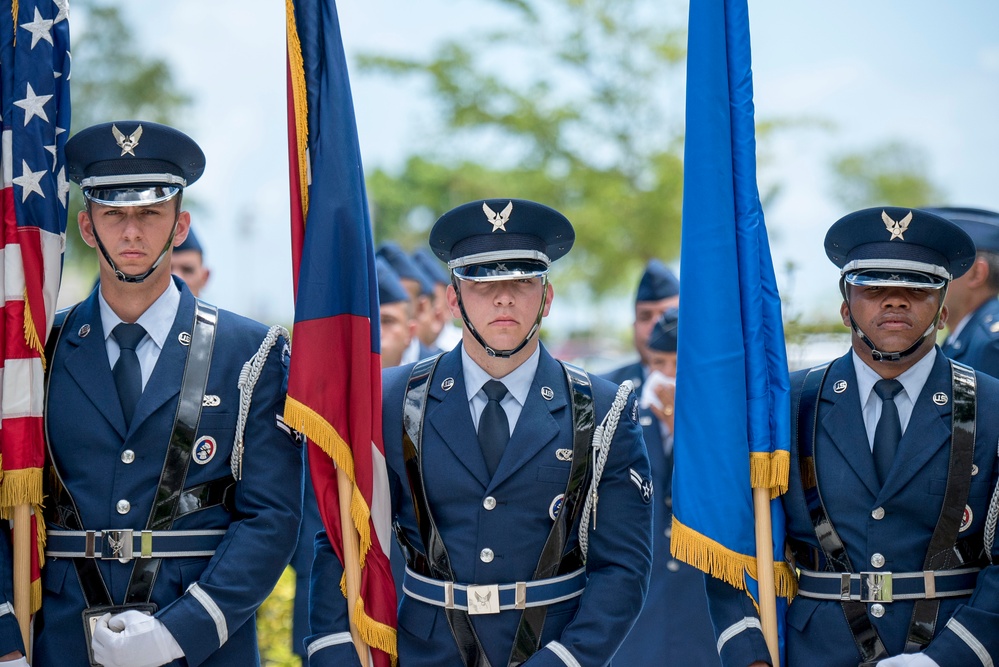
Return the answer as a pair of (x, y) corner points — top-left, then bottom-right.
(284, 1), (397, 665)
(0, 0), (71, 612)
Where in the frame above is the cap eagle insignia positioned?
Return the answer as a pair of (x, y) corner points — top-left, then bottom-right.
(483, 201), (514, 232)
(112, 123), (143, 156)
(882, 210), (912, 241)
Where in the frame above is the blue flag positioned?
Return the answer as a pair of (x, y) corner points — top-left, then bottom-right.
(670, 0), (794, 656)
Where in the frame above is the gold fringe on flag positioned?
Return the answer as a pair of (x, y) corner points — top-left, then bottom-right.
(749, 449), (790, 499)
(284, 397), (369, 556)
(285, 0), (311, 222)
(22, 291), (46, 369)
(286, 397), (401, 659)
(0, 468), (43, 509)
(340, 569), (399, 665)
(671, 516), (797, 602)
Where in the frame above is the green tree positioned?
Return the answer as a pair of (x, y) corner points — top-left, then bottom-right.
(358, 0), (688, 295)
(828, 140), (947, 210)
(64, 0), (192, 275)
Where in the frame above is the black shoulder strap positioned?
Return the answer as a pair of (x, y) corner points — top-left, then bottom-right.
(125, 300), (218, 604)
(507, 361), (594, 667)
(792, 362), (891, 665)
(400, 354), (492, 667)
(904, 360), (978, 651)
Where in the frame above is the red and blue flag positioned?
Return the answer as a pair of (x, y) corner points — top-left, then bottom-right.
(284, 1), (396, 665)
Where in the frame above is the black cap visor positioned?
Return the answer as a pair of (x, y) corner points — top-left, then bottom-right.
(844, 269), (945, 289)
(453, 259), (549, 282)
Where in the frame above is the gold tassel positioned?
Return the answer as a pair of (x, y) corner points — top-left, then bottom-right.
(22, 291), (46, 370)
(749, 450), (790, 499)
(0, 468), (44, 509)
(285, 0), (311, 221)
(672, 517), (797, 602)
(354, 598), (399, 666)
(283, 400), (373, 554)
(671, 517), (758, 590)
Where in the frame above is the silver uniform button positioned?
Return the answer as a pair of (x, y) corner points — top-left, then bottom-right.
(666, 560), (681, 572)
(871, 507), (885, 520)
(483, 496), (497, 511)
(479, 548), (494, 563)
(870, 603), (886, 618)
(871, 553), (885, 568)
(121, 450), (135, 464)
(116, 499), (131, 515)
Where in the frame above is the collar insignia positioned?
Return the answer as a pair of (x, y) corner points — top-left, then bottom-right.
(483, 201), (513, 232)
(112, 123), (143, 156)
(882, 210), (912, 241)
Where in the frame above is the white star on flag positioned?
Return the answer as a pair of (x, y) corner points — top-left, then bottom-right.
(14, 83), (52, 125)
(53, 0), (69, 24)
(19, 7), (54, 49)
(12, 160), (46, 202)
(56, 166), (69, 207)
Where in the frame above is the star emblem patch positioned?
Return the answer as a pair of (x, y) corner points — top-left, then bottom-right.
(882, 210), (912, 241)
(112, 123), (143, 156)
(483, 201), (513, 232)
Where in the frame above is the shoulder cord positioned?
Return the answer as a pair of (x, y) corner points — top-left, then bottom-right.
(578, 380), (634, 561)
(232, 325), (290, 480)
(984, 437), (999, 558)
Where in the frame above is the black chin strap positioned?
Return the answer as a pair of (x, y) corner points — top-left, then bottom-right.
(87, 194), (181, 284)
(452, 274), (549, 359)
(840, 278), (947, 363)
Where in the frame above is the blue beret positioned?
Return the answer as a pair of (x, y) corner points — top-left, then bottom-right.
(175, 228), (203, 255)
(636, 259), (680, 303)
(377, 242), (433, 296)
(648, 307), (679, 353)
(66, 121), (205, 206)
(922, 206), (999, 254)
(376, 257), (410, 306)
(825, 206), (975, 284)
(411, 248), (450, 286)
(429, 199), (574, 280)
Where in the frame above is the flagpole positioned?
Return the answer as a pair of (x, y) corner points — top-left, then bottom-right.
(13, 504), (31, 661)
(752, 487), (779, 667)
(337, 467), (371, 666)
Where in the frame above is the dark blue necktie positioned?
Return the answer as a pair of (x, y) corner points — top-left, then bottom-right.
(873, 379), (903, 486)
(478, 380), (509, 476)
(113, 323), (146, 428)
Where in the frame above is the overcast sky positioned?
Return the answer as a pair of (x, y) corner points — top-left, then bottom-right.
(106, 0), (999, 334)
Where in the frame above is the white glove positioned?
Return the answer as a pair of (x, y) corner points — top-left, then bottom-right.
(877, 654), (941, 667)
(0, 658), (28, 666)
(91, 610), (185, 667)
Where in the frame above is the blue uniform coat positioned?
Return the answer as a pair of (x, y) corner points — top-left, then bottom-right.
(705, 351), (999, 667)
(308, 344), (653, 667)
(941, 298), (999, 379)
(0, 281), (304, 666)
(602, 362), (721, 667)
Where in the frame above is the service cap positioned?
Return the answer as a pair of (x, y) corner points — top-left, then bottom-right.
(376, 257), (410, 306)
(648, 307), (679, 353)
(429, 199), (574, 282)
(825, 206), (975, 289)
(377, 242), (433, 296)
(636, 259), (680, 303)
(66, 120), (205, 206)
(922, 206), (999, 254)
